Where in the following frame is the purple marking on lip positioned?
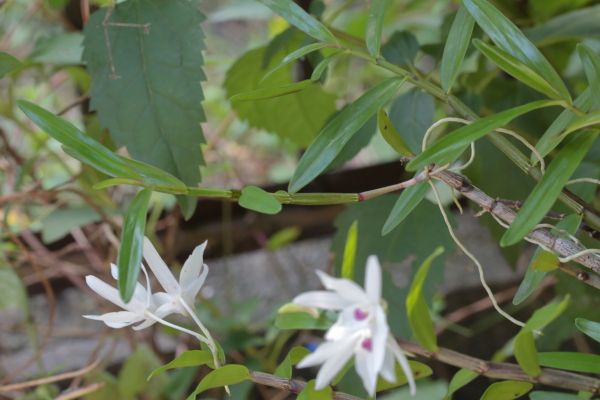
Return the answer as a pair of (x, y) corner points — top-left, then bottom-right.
(354, 308), (368, 320)
(361, 338), (372, 351)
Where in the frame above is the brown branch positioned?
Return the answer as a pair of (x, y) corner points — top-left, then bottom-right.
(398, 339), (600, 394)
(558, 263), (600, 290)
(249, 371), (361, 400)
(434, 170), (600, 278)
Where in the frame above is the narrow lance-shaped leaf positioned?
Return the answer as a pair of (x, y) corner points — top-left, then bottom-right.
(274, 346), (311, 379)
(407, 100), (562, 171)
(148, 350), (213, 380)
(514, 330), (541, 377)
(262, 42), (330, 81)
(556, 110), (600, 142)
(473, 39), (564, 100)
(463, 0), (571, 102)
(578, 44), (600, 108)
(382, 181), (428, 235)
(440, 6), (474, 92)
(289, 78), (404, 193)
(444, 369), (477, 400)
(406, 246), (444, 352)
(0, 52), (22, 78)
(575, 318), (600, 344)
(366, 0), (391, 57)
(524, 4), (600, 46)
(377, 108), (413, 156)
(186, 365), (250, 400)
(524, 296), (570, 333)
(501, 131), (598, 246)
(259, 0), (337, 44)
(534, 89), (593, 161)
(538, 352), (600, 374)
(341, 221), (358, 280)
(231, 80), (315, 101)
(118, 189), (152, 302)
(480, 381), (533, 400)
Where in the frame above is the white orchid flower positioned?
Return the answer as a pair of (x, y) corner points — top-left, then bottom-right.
(84, 264), (158, 330)
(293, 256), (416, 397)
(142, 237), (208, 317)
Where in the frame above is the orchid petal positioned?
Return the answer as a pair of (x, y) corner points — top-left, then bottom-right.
(325, 307), (369, 341)
(85, 275), (127, 309)
(293, 291), (350, 310)
(388, 337), (416, 396)
(313, 335), (358, 390)
(142, 237), (180, 294)
(365, 255), (382, 303)
(83, 311), (142, 328)
(355, 347), (378, 397)
(380, 349), (397, 384)
(181, 264), (208, 304)
(371, 306), (389, 375)
(297, 340), (344, 368)
(180, 241), (207, 286)
(315, 271), (369, 304)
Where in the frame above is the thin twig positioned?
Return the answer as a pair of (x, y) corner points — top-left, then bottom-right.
(56, 383), (105, 400)
(249, 371), (361, 400)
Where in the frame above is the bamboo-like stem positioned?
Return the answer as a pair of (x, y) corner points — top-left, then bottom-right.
(397, 339), (600, 394)
(558, 263), (600, 291)
(248, 371), (361, 400)
(433, 169), (600, 277)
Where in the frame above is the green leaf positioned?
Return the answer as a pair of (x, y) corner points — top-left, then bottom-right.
(480, 380), (533, 400)
(473, 40), (564, 100)
(341, 221), (358, 280)
(512, 257), (546, 306)
(388, 89), (435, 154)
(381, 31), (419, 66)
(524, 296), (570, 333)
(0, 264), (28, 315)
(407, 100), (561, 171)
(525, 4), (600, 46)
(121, 157), (188, 193)
(186, 365), (250, 400)
(578, 44), (600, 108)
(274, 346), (310, 379)
(575, 318), (600, 343)
(118, 189), (152, 302)
(534, 89), (593, 161)
(382, 182), (428, 235)
(377, 108), (413, 156)
(463, 0), (571, 102)
(225, 45), (336, 147)
(259, 0), (336, 43)
(440, 6), (475, 92)
(230, 80), (315, 101)
(274, 311), (333, 330)
(0, 52), (22, 78)
(84, 0), (207, 218)
(17, 101), (140, 180)
(239, 186), (282, 215)
(500, 131), (598, 246)
(289, 78), (403, 193)
(266, 227), (301, 251)
(529, 391), (580, 400)
(118, 345), (166, 399)
(366, 0), (391, 57)
(514, 331), (541, 377)
(41, 206), (102, 243)
(328, 116), (377, 170)
(297, 380), (332, 400)
(29, 32), (83, 65)
(406, 246), (444, 351)
(557, 111), (600, 141)
(376, 361), (432, 392)
(538, 352), (600, 374)
(445, 369), (477, 400)
(148, 350), (213, 381)
(264, 42), (331, 81)
(311, 52), (340, 81)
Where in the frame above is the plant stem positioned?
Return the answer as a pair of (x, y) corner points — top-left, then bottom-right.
(248, 371), (361, 400)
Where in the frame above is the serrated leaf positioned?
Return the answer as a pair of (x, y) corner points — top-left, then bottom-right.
(118, 189), (151, 302)
(382, 182), (428, 235)
(445, 369), (477, 400)
(388, 89), (434, 154)
(575, 318), (600, 343)
(186, 365), (250, 400)
(84, 0), (206, 218)
(378, 108), (413, 156)
(259, 0), (336, 43)
(17, 101), (140, 180)
(514, 331), (541, 377)
(274, 346), (310, 379)
(366, 0), (391, 57)
(474, 39), (564, 100)
(501, 131), (597, 246)
(341, 221), (358, 280)
(463, 0), (571, 102)
(239, 186), (282, 215)
(381, 31), (419, 66)
(535, 89), (594, 161)
(480, 381), (533, 400)
(406, 247), (444, 351)
(538, 352), (600, 374)
(407, 100), (562, 172)
(289, 78), (403, 193)
(297, 380), (332, 400)
(0, 51), (22, 78)
(376, 360), (432, 392)
(148, 350), (213, 381)
(578, 44), (600, 107)
(225, 45), (336, 147)
(440, 6), (475, 92)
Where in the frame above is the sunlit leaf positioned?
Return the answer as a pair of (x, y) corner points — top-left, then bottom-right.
(378, 108), (413, 156)
(274, 346), (310, 379)
(514, 330), (541, 377)
(445, 369), (477, 400)
(341, 221), (358, 280)
(186, 365), (250, 400)
(480, 380), (533, 400)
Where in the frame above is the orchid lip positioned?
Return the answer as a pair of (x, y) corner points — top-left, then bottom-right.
(361, 337), (373, 351)
(354, 308), (369, 320)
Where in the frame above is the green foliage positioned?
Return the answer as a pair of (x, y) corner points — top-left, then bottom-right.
(0, 262), (28, 315)
(366, 0), (391, 57)
(297, 380), (333, 399)
(84, 0), (206, 217)
(388, 89), (434, 154)
(445, 369), (477, 400)
(117, 189), (151, 302)
(186, 365), (250, 400)
(274, 346), (310, 379)
(514, 330), (541, 376)
(480, 381), (533, 400)
(529, 392), (580, 400)
(377, 108), (413, 156)
(382, 182), (428, 235)
(118, 345), (167, 400)
(578, 44), (600, 107)
(440, 6), (475, 92)
(381, 31), (420, 66)
(575, 318), (600, 343)
(289, 78), (404, 193)
(148, 350), (213, 381)
(225, 43), (336, 147)
(406, 247), (444, 352)
(41, 206), (102, 243)
(341, 220), (358, 280)
(538, 352), (600, 373)
(0, 51), (22, 78)
(275, 310), (334, 330)
(525, 4), (600, 45)
(238, 186), (282, 215)
(375, 361), (433, 392)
